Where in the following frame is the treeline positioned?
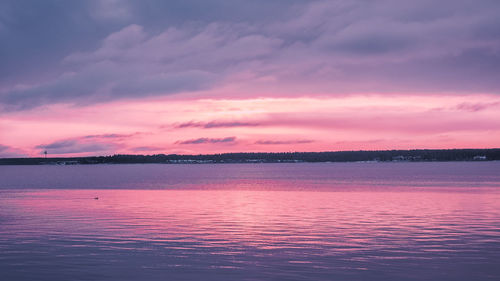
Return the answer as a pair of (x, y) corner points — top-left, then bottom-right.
(1, 148), (499, 165)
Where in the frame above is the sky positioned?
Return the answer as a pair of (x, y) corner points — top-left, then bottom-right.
(1, 0), (500, 157)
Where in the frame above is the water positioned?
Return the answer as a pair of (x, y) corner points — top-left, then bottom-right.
(1, 162), (499, 281)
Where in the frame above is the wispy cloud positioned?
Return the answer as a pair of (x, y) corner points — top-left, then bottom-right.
(455, 102), (500, 112)
(35, 139), (119, 155)
(35, 139), (78, 150)
(176, 121), (260, 129)
(255, 139), (314, 145)
(0, 144), (26, 158)
(33, 133), (134, 155)
(176, 137), (237, 145)
(82, 132), (143, 140)
(130, 146), (165, 152)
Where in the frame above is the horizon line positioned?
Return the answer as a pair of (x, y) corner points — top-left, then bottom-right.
(2, 147), (499, 160)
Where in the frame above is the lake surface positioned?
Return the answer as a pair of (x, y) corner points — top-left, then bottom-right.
(1, 162), (500, 280)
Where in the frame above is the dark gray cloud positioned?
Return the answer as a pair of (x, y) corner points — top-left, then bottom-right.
(0, 0), (302, 81)
(1, 0), (500, 110)
(176, 121), (260, 129)
(176, 136), (236, 145)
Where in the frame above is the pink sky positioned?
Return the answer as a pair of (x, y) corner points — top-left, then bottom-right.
(1, 93), (499, 157)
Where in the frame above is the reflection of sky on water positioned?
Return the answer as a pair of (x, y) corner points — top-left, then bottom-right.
(1, 185), (500, 280)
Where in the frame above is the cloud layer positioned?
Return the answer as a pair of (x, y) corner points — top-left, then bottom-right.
(176, 137), (237, 145)
(1, 0), (500, 110)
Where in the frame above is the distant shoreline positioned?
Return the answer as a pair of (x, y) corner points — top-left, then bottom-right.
(1, 148), (499, 165)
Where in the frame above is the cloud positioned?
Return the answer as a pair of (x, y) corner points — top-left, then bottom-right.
(1, 61), (216, 110)
(1, 21), (281, 110)
(34, 134), (127, 155)
(36, 133), (140, 151)
(176, 120), (260, 129)
(83, 133), (134, 139)
(36, 140), (78, 150)
(0, 144), (26, 158)
(89, 0), (132, 22)
(255, 139), (314, 145)
(176, 136), (236, 145)
(334, 139), (386, 145)
(455, 101), (500, 112)
(35, 139), (118, 155)
(30, 131), (150, 155)
(1, 0), (500, 110)
(129, 146), (165, 152)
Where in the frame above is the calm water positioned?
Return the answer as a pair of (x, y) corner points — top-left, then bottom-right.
(1, 162), (500, 281)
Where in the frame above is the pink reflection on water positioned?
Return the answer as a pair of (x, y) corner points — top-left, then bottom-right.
(2, 186), (500, 280)
(5, 188), (500, 248)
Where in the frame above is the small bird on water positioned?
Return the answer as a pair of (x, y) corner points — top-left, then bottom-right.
(94, 197), (99, 200)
